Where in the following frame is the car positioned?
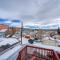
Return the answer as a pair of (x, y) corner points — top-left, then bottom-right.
(28, 39), (34, 44)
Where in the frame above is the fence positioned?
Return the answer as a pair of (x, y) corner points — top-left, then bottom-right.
(17, 45), (60, 60)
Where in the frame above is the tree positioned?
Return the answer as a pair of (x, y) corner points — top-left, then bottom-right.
(57, 27), (60, 35)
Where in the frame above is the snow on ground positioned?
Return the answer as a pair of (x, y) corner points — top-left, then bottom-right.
(0, 37), (60, 60)
(21, 37), (60, 53)
(21, 37), (60, 46)
(0, 37), (57, 46)
(0, 44), (25, 60)
(0, 38), (18, 46)
(22, 37), (29, 44)
(32, 43), (60, 53)
(0, 37), (29, 47)
(0, 37), (60, 53)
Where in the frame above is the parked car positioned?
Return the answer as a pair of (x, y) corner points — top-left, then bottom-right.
(28, 39), (34, 44)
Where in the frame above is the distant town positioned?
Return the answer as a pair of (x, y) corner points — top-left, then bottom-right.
(0, 0), (60, 60)
(0, 23), (60, 60)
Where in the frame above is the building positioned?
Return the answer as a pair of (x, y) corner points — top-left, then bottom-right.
(0, 24), (8, 30)
(0, 29), (7, 37)
(0, 24), (9, 37)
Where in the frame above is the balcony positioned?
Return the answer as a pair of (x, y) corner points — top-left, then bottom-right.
(17, 45), (60, 60)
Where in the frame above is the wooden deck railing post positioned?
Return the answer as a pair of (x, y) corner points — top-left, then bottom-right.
(53, 51), (60, 60)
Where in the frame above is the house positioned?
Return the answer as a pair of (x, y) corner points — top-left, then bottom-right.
(0, 24), (8, 30)
(0, 29), (7, 37)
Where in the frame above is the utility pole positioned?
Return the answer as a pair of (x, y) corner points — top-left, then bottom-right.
(21, 21), (23, 44)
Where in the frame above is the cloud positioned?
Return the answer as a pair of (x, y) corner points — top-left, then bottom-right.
(0, 0), (60, 18)
(0, 0), (60, 28)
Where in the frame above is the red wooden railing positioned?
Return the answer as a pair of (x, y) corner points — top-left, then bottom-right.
(17, 45), (60, 60)
(53, 51), (60, 60)
(17, 46), (27, 60)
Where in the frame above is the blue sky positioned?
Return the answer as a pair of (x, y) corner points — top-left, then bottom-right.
(0, 0), (60, 29)
(0, 19), (21, 27)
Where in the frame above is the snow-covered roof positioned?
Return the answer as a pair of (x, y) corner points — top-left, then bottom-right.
(0, 29), (7, 32)
(0, 38), (18, 46)
(0, 44), (25, 60)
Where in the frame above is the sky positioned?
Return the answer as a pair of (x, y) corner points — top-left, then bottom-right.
(0, 0), (60, 29)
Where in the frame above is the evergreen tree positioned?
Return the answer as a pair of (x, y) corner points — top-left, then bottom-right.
(57, 27), (60, 35)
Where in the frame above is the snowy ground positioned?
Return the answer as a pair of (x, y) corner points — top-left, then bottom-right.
(0, 37), (59, 47)
(0, 36), (60, 46)
(21, 37), (60, 53)
(32, 43), (60, 53)
(21, 37), (29, 44)
(0, 36), (60, 48)
(21, 37), (60, 46)
(19, 37), (60, 53)
(0, 37), (60, 60)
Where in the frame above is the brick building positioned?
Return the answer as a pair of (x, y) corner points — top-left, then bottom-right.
(0, 24), (8, 30)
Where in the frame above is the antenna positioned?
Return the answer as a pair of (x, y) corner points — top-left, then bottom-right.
(21, 21), (23, 44)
